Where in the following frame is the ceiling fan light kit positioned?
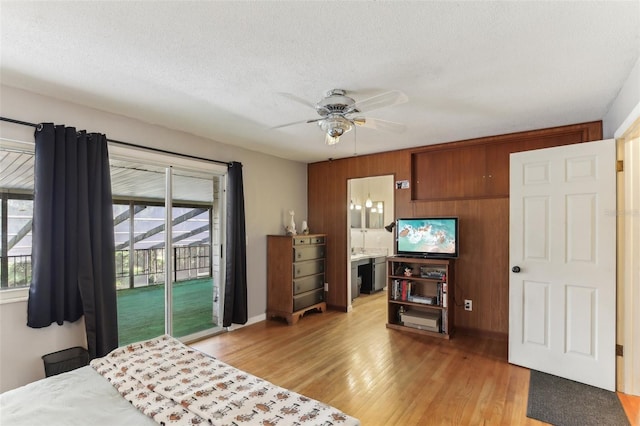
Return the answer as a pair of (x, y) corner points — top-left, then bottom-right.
(319, 115), (353, 145)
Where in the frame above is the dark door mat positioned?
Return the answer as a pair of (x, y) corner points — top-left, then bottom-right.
(527, 370), (630, 426)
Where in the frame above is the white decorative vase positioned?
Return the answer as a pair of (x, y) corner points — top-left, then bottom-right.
(285, 210), (297, 235)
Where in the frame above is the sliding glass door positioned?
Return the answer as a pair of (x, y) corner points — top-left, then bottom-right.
(109, 147), (225, 345)
(170, 168), (222, 340)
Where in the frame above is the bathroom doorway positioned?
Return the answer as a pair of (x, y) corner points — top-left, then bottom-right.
(347, 175), (394, 308)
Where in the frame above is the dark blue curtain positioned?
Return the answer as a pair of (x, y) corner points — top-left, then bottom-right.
(223, 161), (247, 327)
(27, 123), (118, 359)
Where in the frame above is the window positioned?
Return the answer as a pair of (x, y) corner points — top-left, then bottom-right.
(1, 137), (226, 344)
(1, 195), (34, 288)
(0, 143), (35, 291)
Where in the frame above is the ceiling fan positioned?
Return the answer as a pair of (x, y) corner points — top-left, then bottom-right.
(272, 89), (408, 145)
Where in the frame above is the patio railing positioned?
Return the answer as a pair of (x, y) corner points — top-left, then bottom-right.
(0, 245), (211, 289)
(0, 255), (32, 288)
(115, 245), (211, 289)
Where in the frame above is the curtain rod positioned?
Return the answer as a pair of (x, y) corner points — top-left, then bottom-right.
(0, 116), (233, 167)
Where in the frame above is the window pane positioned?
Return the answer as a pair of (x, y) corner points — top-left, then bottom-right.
(171, 171), (217, 340)
(2, 198), (33, 288)
(1, 146), (35, 289)
(110, 161), (167, 345)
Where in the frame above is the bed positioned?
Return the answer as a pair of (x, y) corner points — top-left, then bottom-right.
(0, 335), (360, 425)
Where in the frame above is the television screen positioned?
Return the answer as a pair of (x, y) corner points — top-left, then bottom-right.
(396, 217), (459, 258)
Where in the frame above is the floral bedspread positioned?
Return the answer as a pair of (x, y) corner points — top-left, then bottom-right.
(90, 335), (359, 426)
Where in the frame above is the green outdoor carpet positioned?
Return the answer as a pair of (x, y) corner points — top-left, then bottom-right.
(117, 278), (215, 345)
(527, 370), (630, 426)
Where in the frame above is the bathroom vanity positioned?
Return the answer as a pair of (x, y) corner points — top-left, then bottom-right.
(350, 253), (387, 299)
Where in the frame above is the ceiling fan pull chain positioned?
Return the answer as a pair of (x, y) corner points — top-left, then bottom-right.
(353, 125), (358, 156)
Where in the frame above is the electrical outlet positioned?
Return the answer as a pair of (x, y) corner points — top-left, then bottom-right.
(324, 283), (329, 291)
(464, 299), (472, 311)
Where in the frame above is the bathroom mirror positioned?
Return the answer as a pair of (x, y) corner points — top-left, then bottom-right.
(350, 207), (362, 228)
(366, 201), (384, 229)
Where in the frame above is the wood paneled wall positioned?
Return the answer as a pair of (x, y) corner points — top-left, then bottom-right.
(307, 121), (602, 338)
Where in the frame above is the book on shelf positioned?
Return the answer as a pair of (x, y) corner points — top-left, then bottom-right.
(392, 280), (441, 305)
(406, 295), (437, 305)
(442, 281), (448, 308)
(392, 278), (446, 307)
(419, 267), (447, 281)
(392, 280), (411, 301)
(401, 280), (409, 300)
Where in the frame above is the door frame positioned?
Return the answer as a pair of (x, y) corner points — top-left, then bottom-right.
(617, 117), (640, 396)
(346, 175), (395, 310)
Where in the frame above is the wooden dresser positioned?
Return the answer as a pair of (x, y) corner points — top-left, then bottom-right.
(267, 234), (327, 325)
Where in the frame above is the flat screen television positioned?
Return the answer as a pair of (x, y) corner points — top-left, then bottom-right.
(395, 217), (459, 258)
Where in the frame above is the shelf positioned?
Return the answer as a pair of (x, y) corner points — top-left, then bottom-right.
(387, 256), (455, 338)
(385, 323), (451, 340)
(388, 274), (443, 282)
(388, 299), (444, 310)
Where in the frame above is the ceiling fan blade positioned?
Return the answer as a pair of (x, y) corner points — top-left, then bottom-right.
(350, 90), (408, 113)
(276, 92), (316, 109)
(270, 118), (321, 130)
(353, 117), (406, 133)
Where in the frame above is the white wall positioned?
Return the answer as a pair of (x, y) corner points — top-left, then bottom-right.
(603, 56), (640, 138)
(0, 85), (308, 392)
(0, 300), (87, 392)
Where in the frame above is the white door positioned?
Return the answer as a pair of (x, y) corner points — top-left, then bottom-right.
(508, 139), (616, 391)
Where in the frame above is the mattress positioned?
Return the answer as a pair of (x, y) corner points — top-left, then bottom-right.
(0, 365), (157, 426)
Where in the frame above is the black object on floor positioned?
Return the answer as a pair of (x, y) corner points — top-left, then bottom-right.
(42, 346), (89, 377)
(527, 369), (630, 426)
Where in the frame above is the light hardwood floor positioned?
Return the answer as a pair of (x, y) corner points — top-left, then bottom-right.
(191, 291), (639, 425)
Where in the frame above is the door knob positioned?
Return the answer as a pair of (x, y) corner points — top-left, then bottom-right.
(512, 266), (521, 273)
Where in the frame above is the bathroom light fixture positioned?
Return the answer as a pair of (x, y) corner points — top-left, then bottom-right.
(384, 222), (396, 233)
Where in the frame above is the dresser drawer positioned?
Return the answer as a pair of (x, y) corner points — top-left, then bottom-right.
(293, 237), (310, 245)
(293, 288), (324, 311)
(293, 259), (324, 278)
(293, 236), (326, 245)
(293, 274), (324, 295)
(294, 245), (325, 262)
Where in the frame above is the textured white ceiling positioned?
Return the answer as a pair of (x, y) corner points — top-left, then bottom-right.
(1, 1), (639, 163)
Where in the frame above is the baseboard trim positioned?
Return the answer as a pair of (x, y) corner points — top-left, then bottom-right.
(327, 303), (349, 313)
(455, 326), (508, 341)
